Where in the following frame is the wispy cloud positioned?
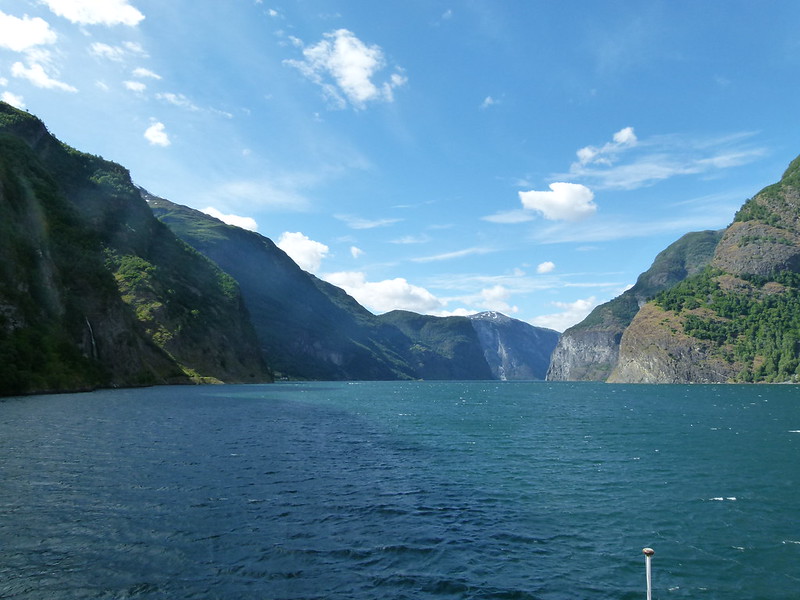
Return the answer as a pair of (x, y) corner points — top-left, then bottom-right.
(285, 29), (407, 110)
(390, 234), (431, 244)
(563, 129), (766, 191)
(531, 210), (733, 245)
(412, 246), (494, 263)
(482, 209), (535, 224)
(205, 179), (311, 211)
(11, 61), (76, 92)
(335, 214), (403, 229)
(132, 67), (161, 79)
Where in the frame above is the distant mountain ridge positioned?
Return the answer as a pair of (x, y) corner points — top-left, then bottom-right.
(0, 100), (561, 394)
(148, 193), (559, 381)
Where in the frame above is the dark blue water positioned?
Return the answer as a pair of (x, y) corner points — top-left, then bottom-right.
(1, 382), (798, 599)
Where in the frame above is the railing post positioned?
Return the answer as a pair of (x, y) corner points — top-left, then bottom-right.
(643, 547), (655, 600)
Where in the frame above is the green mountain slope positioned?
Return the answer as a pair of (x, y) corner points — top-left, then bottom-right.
(610, 156), (800, 383)
(547, 229), (723, 381)
(0, 102), (270, 394)
(147, 192), (495, 380)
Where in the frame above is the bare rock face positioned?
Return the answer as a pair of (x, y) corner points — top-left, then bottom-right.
(607, 304), (738, 384)
(547, 230), (722, 381)
(469, 311), (559, 380)
(711, 220), (800, 277)
(546, 329), (622, 381)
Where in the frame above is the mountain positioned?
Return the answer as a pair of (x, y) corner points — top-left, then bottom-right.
(469, 311), (559, 380)
(0, 102), (270, 395)
(148, 193), (502, 380)
(547, 230), (723, 381)
(609, 155), (800, 383)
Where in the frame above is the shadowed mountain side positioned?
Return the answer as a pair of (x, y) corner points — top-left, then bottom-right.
(547, 229), (723, 381)
(469, 312), (559, 380)
(0, 102), (270, 395)
(148, 193), (498, 380)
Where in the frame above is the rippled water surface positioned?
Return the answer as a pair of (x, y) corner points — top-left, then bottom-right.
(1, 381), (799, 599)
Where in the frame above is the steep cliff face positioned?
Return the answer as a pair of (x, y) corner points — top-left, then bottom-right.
(611, 155), (800, 383)
(547, 230), (722, 381)
(546, 329), (622, 381)
(468, 311), (558, 380)
(0, 102), (270, 394)
(607, 303), (738, 383)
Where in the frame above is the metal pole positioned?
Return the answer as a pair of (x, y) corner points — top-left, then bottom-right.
(643, 547), (655, 600)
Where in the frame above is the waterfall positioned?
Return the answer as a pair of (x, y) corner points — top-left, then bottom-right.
(85, 317), (98, 359)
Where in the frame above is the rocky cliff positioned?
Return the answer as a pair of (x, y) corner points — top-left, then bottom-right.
(469, 311), (559, 380)
(0, 102), (270, 394)
(547, 230), (722, 381)
(610, 155), (800, 383)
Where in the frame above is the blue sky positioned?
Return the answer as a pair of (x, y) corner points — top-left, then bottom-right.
(2, 0), (799, 330)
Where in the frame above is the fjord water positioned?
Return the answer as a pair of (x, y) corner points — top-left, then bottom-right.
(1, 382), (798, 599)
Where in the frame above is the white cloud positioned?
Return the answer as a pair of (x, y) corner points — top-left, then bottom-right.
(155, 92), (200, 111)
(123, 80), (145, 92)
(11, 62), (77, 92)
(531, 296), (598, 332)
(479, 285), (518, 314)
(566, 130), (765, 191)
(277, 232), (329, 273)
(613, 126), (637, 145)
(519, 182), (597, 221)
(200, 207), (258, 232)
(206, 179), (310, 211)
(42, 0), (144, 26)
(335, 214), (402, 229)
(480, 96), (496, 109)
(0, 11), (57, 52)
(122, 41), (146, 54)
(350, 246), (364, 259)
(90, 42), (126, 61)
(390, 234), (431, 244)
(537, 261), (555, 274)
(132, 67), (160, 79)
(143, 121), (170, 146)
(575, 126), (638, 167)
(323, 271), (444, 314)
(412, 246), (493, 263)
(1, 91), (25, 109)
(481, 209), (535, 224)
(286, 29), (406, 110)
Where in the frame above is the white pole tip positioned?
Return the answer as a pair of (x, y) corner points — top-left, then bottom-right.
(643, 547), (655, 556)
